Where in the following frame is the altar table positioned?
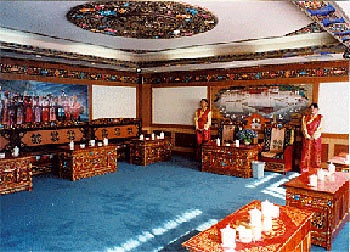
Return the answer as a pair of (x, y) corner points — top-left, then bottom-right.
(129, 138), (171, 166)
(56, 145), (117, 181)
(201, 142), (259, 178)
(182, 200), (313, 252)
(284, 172), (349, 250)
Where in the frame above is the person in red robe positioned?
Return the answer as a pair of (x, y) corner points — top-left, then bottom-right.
(300, 103), (323, 174)
(72, 95), (81, 121)
(194, 99), (211, 161)
(24, 96), (33, 123)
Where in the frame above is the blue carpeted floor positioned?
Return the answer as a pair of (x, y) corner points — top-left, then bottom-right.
(1, 156), (349, 252)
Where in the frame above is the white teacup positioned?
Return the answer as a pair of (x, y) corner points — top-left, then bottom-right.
(271, 205), (279, 218)
(309, 174), (317, 187)
(328, 163), (335, 174)
(220, 224), (236, 248)
(263, 216), (272, 232)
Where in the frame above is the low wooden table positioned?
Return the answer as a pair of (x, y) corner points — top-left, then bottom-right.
(202, 142), (259, 178)
(182, 200), (313, 252)
(0, 155), (33, 195)
(129, 138), (171, 166)
(56, 145), (117, 181)
(284, 172), (349, 250)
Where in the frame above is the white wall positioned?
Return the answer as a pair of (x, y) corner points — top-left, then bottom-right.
(91, 83), (350, 135)
(319, 82), (350, 134)
(152, 86), (208, 125)
(92, 85), (136, 119)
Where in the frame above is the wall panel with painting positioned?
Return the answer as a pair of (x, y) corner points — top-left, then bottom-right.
(0, 79), (140, 158)
(0, 79), (89, 128)
(210, 84), (313, 127)
(210, 84), (314, 171)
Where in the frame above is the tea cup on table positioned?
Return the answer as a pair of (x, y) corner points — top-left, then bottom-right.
(263, 215), (272, 232)
(328, 162), (335, 174)
(261, 200), (273, 217)
(239, 227), (253, 243)
(309, 174), (317, 187)
(271, 205), (279, 218)
(317, 168), (325, 181)
(220, 224), (236, 248)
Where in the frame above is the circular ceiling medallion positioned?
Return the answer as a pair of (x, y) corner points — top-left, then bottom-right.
(67, 1), (218, 39)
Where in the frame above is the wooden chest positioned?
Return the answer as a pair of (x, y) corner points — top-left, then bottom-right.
(202, 142), (259, 178)
(0, 155), (33, 195)
(130, 138), (171, 166)
(57, 145), (117, 181)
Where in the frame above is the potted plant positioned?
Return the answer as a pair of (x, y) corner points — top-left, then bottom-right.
(236, 129), (258, 145)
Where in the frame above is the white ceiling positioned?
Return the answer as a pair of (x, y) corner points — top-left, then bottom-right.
(0, 1), (349, 72)
(0, 1), (313, 50)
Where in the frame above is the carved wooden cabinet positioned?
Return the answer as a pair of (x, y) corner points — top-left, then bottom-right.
(92, 123), (139, 141)
(0, 155), (33, 195)
(202, 142), (259, 178)
(0, 118), (140, 153)
(129, 138), (171, 166)
(284, 172), (349, 251)
(57, 145), (117, 181)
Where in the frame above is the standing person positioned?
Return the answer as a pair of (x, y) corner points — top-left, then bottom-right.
(300, 102), (323, 174)
(194, 98), (211, 161)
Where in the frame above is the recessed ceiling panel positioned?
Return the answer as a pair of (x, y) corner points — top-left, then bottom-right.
(66, 1), (218, 39)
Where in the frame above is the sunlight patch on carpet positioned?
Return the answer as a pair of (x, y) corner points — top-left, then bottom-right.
(105, 209), (202, 252)
(196, 218), (219, 231)
(245, 173), (279, 188)
(262, 173), (299, 199)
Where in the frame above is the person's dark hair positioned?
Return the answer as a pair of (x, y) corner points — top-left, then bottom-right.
(310, 102), (318, 108)
(201, 98), (209, 103)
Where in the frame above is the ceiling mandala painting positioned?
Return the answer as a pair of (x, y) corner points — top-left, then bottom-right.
(67, 1), (218, 39)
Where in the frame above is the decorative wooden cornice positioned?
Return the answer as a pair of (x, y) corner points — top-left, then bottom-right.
(1, 57), (349, 85)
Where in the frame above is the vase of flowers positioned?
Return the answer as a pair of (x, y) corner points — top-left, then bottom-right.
(236, 129), (258, 145)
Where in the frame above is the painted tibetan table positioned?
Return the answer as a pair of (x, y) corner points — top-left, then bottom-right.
(56, 145), (117, 181)
(284, 172), (349, 251)
(201, 141), (259, 178)
(129, 138), (171, 166)
(0, 155), (33, 195)
(182, 200), (313, 252)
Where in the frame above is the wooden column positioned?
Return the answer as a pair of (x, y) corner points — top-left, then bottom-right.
(139, 81), (152, 128)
